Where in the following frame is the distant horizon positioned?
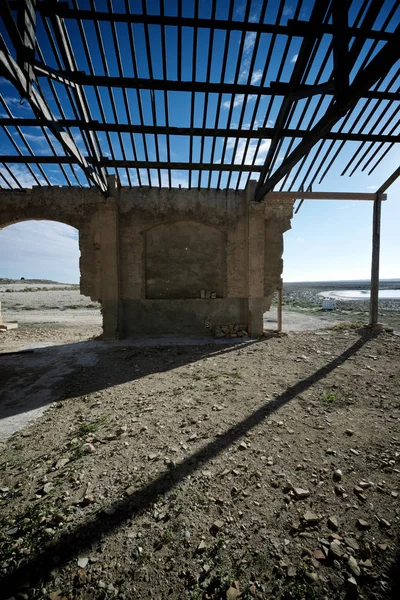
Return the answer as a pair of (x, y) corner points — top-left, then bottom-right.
(1, 276), (399, 287)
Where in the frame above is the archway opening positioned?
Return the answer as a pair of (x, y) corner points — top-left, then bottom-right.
(0, 220), (102, 344)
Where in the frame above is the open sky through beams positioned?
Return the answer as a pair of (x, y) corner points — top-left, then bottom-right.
(0, 0), (399, 282)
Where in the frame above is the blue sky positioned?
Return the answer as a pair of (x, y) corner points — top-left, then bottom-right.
(0, 0), (399, 283)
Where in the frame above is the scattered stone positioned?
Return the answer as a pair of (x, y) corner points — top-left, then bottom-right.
(344, 538), (360, 551)
(378, 517), (391, 529)
(211, 520), (224, 533)
(333, 469), (343, 482)
(345, 429), (354, 436)
(148, 453), (159, 461)
(358, 480), (372, 489)
(238, 441), (248, 450)
(55, 457), (70, 470)
(305, 571), (318, 583)
(77, 557), (89, 569)
(43, 482), (54, 494)
(226, 586), (240, 600)
(359, 558), (373, 568)
(302, 511), (320, 525)
(350, 448), (360, 456)
(328, 516), (339, 531)
(82, 443), (95, 454)
(377, 543), (388, 551)
(356, 519), (371, 530)
(330, 573), (344, 589)
(330, 541), (344, 559)
(287, 566), (296, 577)
(312, 549), (325, 561)
(348, 556), (361, 577)
(347, 576), (358, 597)
(196, 540), (207, 554)
(293, 487), (310, 500)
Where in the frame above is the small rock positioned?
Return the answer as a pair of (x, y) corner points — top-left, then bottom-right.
(356, 519), (371, 530)
(312, 549), (325, 561)
(197, 540), (207, 554)
(55, 458), (70, 470)
(333, 469), (343, 482)
(226, 586), (240, 600)
(328, 516), (339, 531)
(348, 556), (361, 577)
(238, 441), (248, 450)
(305, 571), (318, 583)
(77, 557), (89, 569)
(148, 453), (159, 461)
(6, 526), (18, 536)
(330, 573), (344, 589)
(211, 520), (224, 533)
(43, 482), (54, 494)
(377, 543), (388, 551)
(359, 558), (372, 568)
(330, 541), (344, 559)
(345, 429), (354, 436)
(378, 517), (391, 529)
(347, 576), (358, 597)
(287, 566), (296, 577)
(302, 511), (320, 525)
(293, 488), (310, 500)
(344, 538), (360, 551)
(82, 443), (95, 454)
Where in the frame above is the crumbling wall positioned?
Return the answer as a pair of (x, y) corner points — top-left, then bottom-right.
(0, 183), (294, 338)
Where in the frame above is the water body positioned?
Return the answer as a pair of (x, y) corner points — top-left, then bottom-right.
(319, 290), (400, 300)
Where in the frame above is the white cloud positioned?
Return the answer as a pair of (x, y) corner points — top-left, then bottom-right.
(3, 96), (32, 111)
(0, 221), (80, 283)
(0, 164), (47, 188)
(366, 185), (377, 189)
(251, 69), (263, 84)
(222, 94), (257, 110)
(290, 54), (298, 64)
(244, 31), (257, 52)
(225, 138), (270, 165)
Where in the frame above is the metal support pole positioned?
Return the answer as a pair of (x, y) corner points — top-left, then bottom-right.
(277, 279), (283, 333)
(369, 192), (383, 326)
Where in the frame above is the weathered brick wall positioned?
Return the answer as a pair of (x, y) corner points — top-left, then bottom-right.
(0, 184), (294, 337)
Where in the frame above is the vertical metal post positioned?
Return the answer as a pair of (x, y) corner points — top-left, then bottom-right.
(277, 278), (283, 333)
(369, 192), (382, 326)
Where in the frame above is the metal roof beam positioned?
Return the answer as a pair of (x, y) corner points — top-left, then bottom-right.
(0, 42), (107, 192)
(255, 22), (400, 201)
(30, 66), (398, 102)
(1, 118), (399, 144)
(33, 3), (393, 42)
(0, 156), (264, 172)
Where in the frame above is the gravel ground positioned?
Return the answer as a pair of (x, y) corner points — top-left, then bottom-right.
(0, 319), (400, 599)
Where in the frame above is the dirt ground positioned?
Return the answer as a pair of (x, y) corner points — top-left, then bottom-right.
(0, 319), (399, 600)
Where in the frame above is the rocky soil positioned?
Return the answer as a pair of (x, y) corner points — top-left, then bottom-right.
(0, 325), (399, 600)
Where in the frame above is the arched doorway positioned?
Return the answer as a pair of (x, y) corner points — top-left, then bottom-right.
(0, 220), (102, 344)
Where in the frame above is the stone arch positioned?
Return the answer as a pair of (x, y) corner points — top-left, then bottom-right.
(142, 220), (226, 299)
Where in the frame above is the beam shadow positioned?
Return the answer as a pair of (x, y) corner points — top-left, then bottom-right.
(0, 337), (258, 422)
(0, 328), (381, 596)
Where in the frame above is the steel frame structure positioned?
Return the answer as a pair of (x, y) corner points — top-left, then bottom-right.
(0, 0), (398, 197)
(0, 0), (399, 327)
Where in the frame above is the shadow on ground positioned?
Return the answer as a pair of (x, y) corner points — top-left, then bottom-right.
(0, 327), (383, 597)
